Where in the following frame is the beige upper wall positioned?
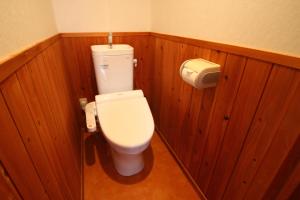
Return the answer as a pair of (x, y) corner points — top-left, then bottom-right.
(151, 0), (300, 56)
(0, 0), (57, 60)
(1, 0), (299, 59)
(51, 0), (151, 32)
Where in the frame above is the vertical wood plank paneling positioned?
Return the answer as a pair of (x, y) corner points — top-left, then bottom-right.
(61, 37), (83, 101)
(140, 35), (154, 100)
(244, 72), (300, 199)
(223, 66), (300, 200)
(171, 45), (205, 158)
(0, 161), (21, 200)
(43, 42), (81, 166)
(263, 135), (300, 200)
(187, 87), (215, 177)
(58, 33), (300, 200)
(186, 50), (227, 173)
(151, 38), (164, 127)
(17, 64), (74, 200)
(1, 75), (65, 200)
(195, 54), (246, 191)
(275, 161), (300, 200)
(63, 37), (99, 100)
(206, 59), (272, 200)
(24, 50), (80, 199)
(41, 47), (80, 175)
(73, 37), (97, 100)
(158, 39), (178, 143)
(3, 40), (81, 200)
(186, 47), (221, 177)
(0, 93), (48, 200)
(159, 41), (195, 150)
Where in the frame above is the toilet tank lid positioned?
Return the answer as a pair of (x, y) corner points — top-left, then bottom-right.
(96, 90), (144, 104)
(91, 44), (133, 56)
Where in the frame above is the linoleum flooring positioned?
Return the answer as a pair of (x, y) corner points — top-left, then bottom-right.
(83, 132), (201, 200)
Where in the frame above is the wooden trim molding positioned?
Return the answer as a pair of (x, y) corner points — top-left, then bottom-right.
(60, 32), (150, 38)
(0, 34), (60, 82)
(150, 32), (300, 69)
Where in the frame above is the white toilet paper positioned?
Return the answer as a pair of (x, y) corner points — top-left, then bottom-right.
(181, 68), (199, 87)
(179, 58), (220, 89)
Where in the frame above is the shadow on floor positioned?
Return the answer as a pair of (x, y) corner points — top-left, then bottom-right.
(84, 132), (154, 185)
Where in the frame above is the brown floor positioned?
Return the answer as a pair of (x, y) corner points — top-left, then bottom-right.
(83, 131), (202, 200)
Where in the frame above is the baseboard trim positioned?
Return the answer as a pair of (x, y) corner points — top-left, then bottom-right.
(155, 128), (207, 200)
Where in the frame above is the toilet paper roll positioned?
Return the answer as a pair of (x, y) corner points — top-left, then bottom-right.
(181, 68), (200, 87)
(180, 58), (220, 89)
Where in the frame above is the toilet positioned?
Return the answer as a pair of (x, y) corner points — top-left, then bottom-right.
(88, 44), (154, 176)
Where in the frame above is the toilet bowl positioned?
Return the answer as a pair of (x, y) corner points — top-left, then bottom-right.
(90, 44), (154, 176)
(96, 90), (154, 176)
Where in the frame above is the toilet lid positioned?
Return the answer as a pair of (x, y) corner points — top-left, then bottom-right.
(97, 97), (154, 148)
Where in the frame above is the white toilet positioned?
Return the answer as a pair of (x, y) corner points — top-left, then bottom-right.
(87, 44), (154, 176)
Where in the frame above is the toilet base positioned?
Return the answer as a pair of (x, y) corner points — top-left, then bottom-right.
(110, 147), (144, 176)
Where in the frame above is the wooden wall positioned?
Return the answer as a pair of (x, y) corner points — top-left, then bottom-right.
(0, 36), (81, 199)
(149, 33), (300, 200)
(2, 32), (298, 200)
(60, 32), (300, 200)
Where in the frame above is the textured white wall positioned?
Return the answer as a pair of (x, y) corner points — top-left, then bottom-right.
(0, 0), (57, 60)
(151, 0), (300, 56)
(51, 0), (151, 32)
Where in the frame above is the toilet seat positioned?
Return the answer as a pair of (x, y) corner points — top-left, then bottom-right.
(96, 95), (154, 154)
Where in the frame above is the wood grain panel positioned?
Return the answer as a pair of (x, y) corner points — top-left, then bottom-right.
(159, 42), (195, 151)
(17, 64), (75, 200)
(195, 54), (246, 191)
(206, 59), (272, 200)
(21, 46), (80, 199)
(185, 50), (226, 176)
(0, 161), (21, 200)
(223, 66), (300, 200)
(56, 33), (300, 200)
(150, 38), (164, 127)
(0, 30), (298, 200)
(186, 50), (227, 173)
(59, 33), (300, 199)
(0, 38), (81, 199)
(42, 42), (81, 168)
(263, 135), (300, 200)
(275, 160), (300, 200)
(1, 75), (65, 200)
(0, 93), (48, 200)
(244, 71), (300, 200)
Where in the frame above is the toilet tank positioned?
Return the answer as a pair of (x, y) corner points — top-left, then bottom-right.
(91, 44), (134, 94)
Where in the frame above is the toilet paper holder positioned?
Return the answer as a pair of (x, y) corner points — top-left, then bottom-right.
(179, 58), (220, 89)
